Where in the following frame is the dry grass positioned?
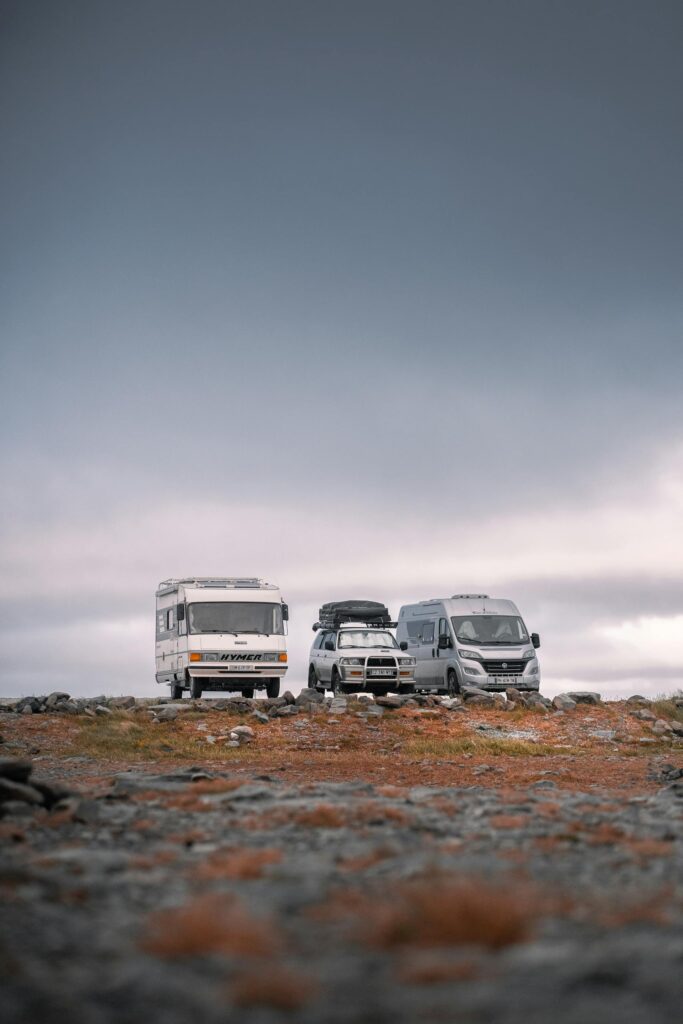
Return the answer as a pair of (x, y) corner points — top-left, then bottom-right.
(65, 714), (250, 762)
(405, 736), (568, 758)
(194, 847), (282, 880)
(140, 894), (278, 959)
(232, 965), (317, 1010)
(314, 877), (541, 950)
(650, 697), (683, 724)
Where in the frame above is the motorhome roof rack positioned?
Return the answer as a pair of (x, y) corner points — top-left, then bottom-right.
(313, 600), (394, 630)
(157, 577), (271, 594)
(451, 594), (490, 600)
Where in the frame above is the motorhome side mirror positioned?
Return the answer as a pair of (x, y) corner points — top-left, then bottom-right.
(438, 634), (451, 650)
(399, 641), (408, 651)
(531, 632), (540, 649)
(282, 603), (289, 621)
(324, 639), (335, 651)
(176, 604), (185, 621)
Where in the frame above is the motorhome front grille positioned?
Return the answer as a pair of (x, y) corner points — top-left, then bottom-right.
(482, 660), (526, 675)
(366, 657), (396, 667)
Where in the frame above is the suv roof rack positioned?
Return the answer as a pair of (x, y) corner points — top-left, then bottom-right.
(313, 600), (394, 631)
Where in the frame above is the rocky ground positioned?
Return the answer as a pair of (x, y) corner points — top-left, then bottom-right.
(1, 688), (682, 1023)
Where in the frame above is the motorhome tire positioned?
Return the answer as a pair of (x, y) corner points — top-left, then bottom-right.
(190, 678), (202, 700)
(170, 683), (183, 700)
(242, 687), (254, 699)
(446, 669), (460, 696)
(266, 679), (280, 699)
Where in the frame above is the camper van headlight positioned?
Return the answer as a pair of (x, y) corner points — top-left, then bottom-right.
(458, 649), (482, 660)
(398, 657), (416, 666)
(339, 657), (362, 666)
(522, 650), (535, 659)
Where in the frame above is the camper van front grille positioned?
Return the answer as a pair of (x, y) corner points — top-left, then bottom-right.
(482, 660), (526, 676)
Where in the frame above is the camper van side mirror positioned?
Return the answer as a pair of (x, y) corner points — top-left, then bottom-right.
(438, 634), (451, 650)
(531, 632), (540, 649)
(282, 603), (289, 621)
(399, 641), (408, 651)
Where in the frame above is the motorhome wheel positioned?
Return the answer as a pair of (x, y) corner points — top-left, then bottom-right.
(190, 678), (202, 700)
(170, 683), (183, 700)
(266, 678), (280, 699)
(242, 687), (254, 699)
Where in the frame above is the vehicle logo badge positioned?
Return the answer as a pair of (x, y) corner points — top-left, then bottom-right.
(502, 662), (507, 669)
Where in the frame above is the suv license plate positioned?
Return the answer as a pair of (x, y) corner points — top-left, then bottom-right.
(370, 669), (394, 677)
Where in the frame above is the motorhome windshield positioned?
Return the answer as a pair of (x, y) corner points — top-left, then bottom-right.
(188, 602), (284, 635)
(451, 615), (528, 645)
(338, 630), (398, 649)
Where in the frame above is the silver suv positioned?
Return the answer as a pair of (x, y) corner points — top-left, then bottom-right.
(308, 624), (416, 695)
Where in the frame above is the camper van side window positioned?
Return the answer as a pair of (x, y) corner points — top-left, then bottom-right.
(421, 621), (435, 644)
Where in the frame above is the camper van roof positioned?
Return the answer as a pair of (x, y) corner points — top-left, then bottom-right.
(156, 577), (278, 596)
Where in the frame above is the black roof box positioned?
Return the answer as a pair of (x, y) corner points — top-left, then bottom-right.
(314, 600), (394, 630)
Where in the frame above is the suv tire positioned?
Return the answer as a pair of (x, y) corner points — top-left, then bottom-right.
(331, 668), (343, 696)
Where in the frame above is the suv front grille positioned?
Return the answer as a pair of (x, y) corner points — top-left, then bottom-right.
(366, 657), (396, 667)
(482, 660), (526, 675)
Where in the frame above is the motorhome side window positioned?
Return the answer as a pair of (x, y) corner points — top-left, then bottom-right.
(165, 608), (174, 631)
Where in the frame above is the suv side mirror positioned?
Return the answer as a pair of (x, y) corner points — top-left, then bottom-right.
(399, 641), (408, 651)
(324, 639), (335, 651)
(438, 634), (451, 650)
(531, 632), (540, 649)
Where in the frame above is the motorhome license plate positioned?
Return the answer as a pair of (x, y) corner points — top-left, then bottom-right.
(369, 669), (394, 676)
(225, 664), (255, 671)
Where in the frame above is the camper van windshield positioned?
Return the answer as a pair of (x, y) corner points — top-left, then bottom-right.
(338, 630), (399, 649)
(451, 615), (528, 645)
(188, 602), (284, 635)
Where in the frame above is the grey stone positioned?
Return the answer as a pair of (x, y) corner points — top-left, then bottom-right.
(651, 719), (673, 735)
(110, 696), (136, 709)
(565, 691), (602, 705)
(273, 705), (300, 717)
(95, 705), (113, 717)
(375, 695), (404, 709)
(631, 709), (656, 721)
(0, 778), (44, 805)
(295, 687), (324, 706)
(156, 706), (179, 722)
(20, 705), (33, 715)
(250, 710), (270, 724)
(45, 692), (71, 708)
(552, 694), (578, 711)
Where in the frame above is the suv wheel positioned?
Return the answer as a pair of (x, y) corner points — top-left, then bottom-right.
(331, 668), (343, 696)
(446, 668), (460, 696)
(308, 665), (319, 690)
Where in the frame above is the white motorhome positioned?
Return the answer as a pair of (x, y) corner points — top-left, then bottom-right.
(396, 595), (541, 695)
(155, 578), (288, 700)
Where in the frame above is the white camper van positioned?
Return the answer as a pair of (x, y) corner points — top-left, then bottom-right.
(396, 595), (540, 695)
(155, 578), (289, 700)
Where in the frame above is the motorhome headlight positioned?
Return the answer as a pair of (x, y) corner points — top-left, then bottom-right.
(203, 653), (219, 661)
(339, 657), (363, 666)
(398, 657), (416, 666)
(189, 652), (202, 662)
(457, 649), (482, 660)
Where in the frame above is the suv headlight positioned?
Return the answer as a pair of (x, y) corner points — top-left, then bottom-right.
(457, 649), (482, 661)
(398, 657), (416, 666)
(339, 657), (363, 666)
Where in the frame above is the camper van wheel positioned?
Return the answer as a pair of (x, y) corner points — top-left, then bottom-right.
(266, 678), (280, 699)
(170, 683), (183, 700)
(190, 678), (202, 700)
(242, 687), (254, 699)
(446, 668), (460, 696)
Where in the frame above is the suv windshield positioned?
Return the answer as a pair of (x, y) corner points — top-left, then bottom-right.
(188, 602), (284, 635)
(451, 615), (528, 645)
(338, 630), (398, 649)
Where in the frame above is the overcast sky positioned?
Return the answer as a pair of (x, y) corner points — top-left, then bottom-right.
(2, 0), (682, 699)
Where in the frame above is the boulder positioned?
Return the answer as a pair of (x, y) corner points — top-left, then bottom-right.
(0, 759), (33, 783)
(110, 696), (136, 709)
(45, 692), (71, 708)
(295, 688), (324, 706)
(95, 705), (113, 717)
(0, 777), (44, 805)
(156, 706), (179, 722)
(375, 695), (405, 709)
(552, 694), (578, 711)
(565, 691), (602, 705)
